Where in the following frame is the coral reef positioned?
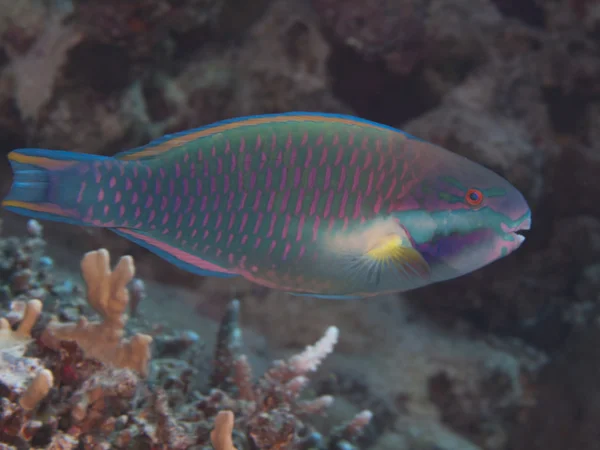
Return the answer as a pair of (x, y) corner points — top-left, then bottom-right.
(0, 0), (599, 448)
(0, 224), (371, 449)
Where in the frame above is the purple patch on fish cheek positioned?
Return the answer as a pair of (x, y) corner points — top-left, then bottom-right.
(109, 176), (116, 188)
(98, 189), (104, 201)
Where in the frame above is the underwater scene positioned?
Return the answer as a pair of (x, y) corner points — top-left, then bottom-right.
(0, 0), (598, 449)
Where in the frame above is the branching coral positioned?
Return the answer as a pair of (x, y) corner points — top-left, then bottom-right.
(41, 249), (152, 377)
(202, 300), (373, 449)
(0, 299), (53, 411)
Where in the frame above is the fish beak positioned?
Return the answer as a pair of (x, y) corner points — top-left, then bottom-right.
(502, 214), (531, 244)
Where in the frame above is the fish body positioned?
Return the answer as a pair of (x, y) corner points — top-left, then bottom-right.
(2, 112), (531, 299)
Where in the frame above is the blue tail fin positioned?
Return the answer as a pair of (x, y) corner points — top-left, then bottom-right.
(2, 148), (108, 226)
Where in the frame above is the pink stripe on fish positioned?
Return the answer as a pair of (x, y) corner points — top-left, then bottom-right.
(267, 191), (276, 212)
(230, 153), (237, 171)
(175, 162), (181, 178)
(339, 190), (348, 218)
(155, 179), (161, 194)
(211, 177), (216, 193)
(283, 242), (291, 260)
(374, 194), (382, 214)
(228, 252), (234, 263)
(84, 206), (93, 221)
(327, 217), (335, 231)
(98, 189), (104, 201)
(282, 214), (291, 239)
(286, 133), (292, 149)
(186, 197), (195, 213)
(301, 132), (308, 146)
(145, 196), (153, 208)
(351, 167), (361, 192)
(216, 231), (222, 243)
(239, 137), (245, 153)
(305, 147), (312, 168)
(253, 191), (262, 212)
(295, 188), (304, 215)
(296, 214), (305, 241)
(238, 191), (247, 210)
(241, 234), (248, 244)
(319, 146), (328, 166)
(227, 234), (234, 247)
(149, 210), (156, 222)
(342, 216), (349, 231)
(95, 171), (101, 183)
(215, 212), (222, 228)
(77, 182), (86, 203)
(184, 153), (189, 163)
(333, 134), (339, 145)
(103, 205), (109, 216)
(116, 228), (234, 275)
(161, 229), (169, 235)
(189, 213), (196, 227)
(338, 166), (346, 191)
(217, 158), (223, 175)
(253, 213), (263, 234)
(145, 166), (152, 178)
(176, 214), (183, 229)
(308, 167), (316, 188)
(267, 214), (277, 237)
(266, 167), (272, 189)
(224, 140), (230, 154)
(240, 213), (248, 232)
(202, 213), (210, 227)
(126, 178), (132, 191)
(309, 189), (320, 216)
(316, 134), (323, 146)
(350, 149), (358, 166)
(365, 171), (374, 196)
(119, 204), (125, 217)
(202, 230), (208, 240)
(299, 245), (306, 259)
(227, 191), (234, 211)
(135, 206), (141, 219)
(384, 177), (397, 200)
(228, 213), (235, 231)
(160, 167), (165, 178)
(255, 134), (261, 150)
(377, 152), (385, 171)
(141, 180), (148, 193)
(109, 176), (116, 188)
(324, 166), (331, 190)
(133, 165), (139, 178)
(279, 167), (287, 190)
(176, 230), (182, 240)
(254, 237), (262, 249)
(162, 213), (169, 225)
(174, 196), (182, 212)
(115, 191), (122, 203)
(291, 147), (297, 166)
(224, 174), (229, 193)
(268, 240), (276, 255)
(280, 190), (290, 213)
(211, 146), (216, 157)
(348, 133), (354, 145)
(334, 147), (343, 166)
(353, 192), (363, 219)
(161, 196), (167, 211)
(312, 216), (320, 241)
(201, 196), (207, 212)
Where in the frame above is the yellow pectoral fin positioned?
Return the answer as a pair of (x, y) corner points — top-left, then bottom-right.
(366, 234), (431, 280)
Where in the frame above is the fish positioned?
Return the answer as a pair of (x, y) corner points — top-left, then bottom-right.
(2, 112), (531, 299)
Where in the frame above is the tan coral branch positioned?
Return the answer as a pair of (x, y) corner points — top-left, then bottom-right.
(41, 249), (152, 376)
(210, 410), (238, 450)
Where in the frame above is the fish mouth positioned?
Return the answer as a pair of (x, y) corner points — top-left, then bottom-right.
(502, 215), (531, 244)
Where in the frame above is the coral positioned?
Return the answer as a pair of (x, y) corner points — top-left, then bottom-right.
(41, 249), (152, 377)
(0, 299), (53, 410)
(211, 410), (238, 450)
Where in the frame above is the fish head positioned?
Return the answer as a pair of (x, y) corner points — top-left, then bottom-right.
(396, 145), (532, 284)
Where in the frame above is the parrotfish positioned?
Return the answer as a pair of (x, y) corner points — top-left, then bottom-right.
(2, 112), (531, 299)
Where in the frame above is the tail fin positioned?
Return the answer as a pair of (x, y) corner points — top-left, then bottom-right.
(2, 148), (107, 226)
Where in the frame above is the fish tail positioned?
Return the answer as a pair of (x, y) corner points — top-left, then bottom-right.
(3, 148), (106, 226)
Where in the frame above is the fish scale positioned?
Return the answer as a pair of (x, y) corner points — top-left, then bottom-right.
(2, 112), (531, 298)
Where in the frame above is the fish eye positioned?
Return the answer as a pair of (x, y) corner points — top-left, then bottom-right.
(465, 188), (484, 207)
